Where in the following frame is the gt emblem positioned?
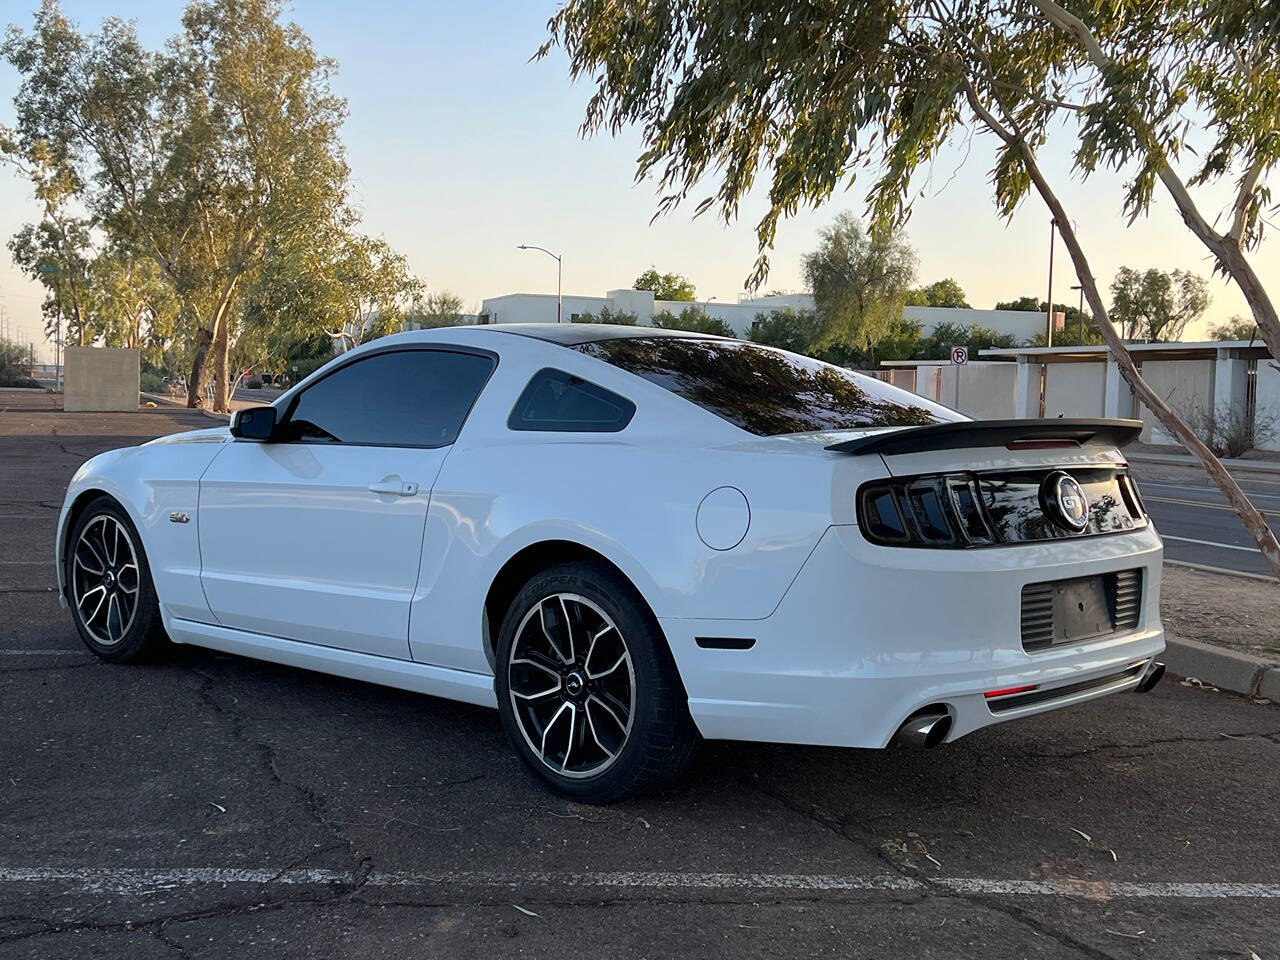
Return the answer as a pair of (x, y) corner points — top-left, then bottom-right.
(169, 512), (190, 524)
(1040, 471), (1089, 533)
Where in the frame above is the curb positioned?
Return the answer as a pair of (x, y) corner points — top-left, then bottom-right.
(139, 392), (230, 421)
(139, 392), (183, 407)
(1163, 634), (1279, 699)
(1127, 450), (1280, 475)
(1164, 558), (1278, 584)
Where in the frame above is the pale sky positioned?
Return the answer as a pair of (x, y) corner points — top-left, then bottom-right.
(1, 0), (1275, 362)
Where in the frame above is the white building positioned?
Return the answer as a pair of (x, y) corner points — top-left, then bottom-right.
(479, 288), (1053, 342)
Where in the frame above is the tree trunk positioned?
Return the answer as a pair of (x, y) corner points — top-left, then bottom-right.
(186, 325), (213, 409)
(213, 318), (230, 414)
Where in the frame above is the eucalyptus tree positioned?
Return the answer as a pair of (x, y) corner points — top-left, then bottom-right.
(2, 0), (350, 411)
(541, 0), (1280, 575)
(1110, 267), (1209, 343)
(1, 139), (92, 346)
(802, 213), (917, 359)
(239, 223), (421, 370)
(634, 268), (697, 302)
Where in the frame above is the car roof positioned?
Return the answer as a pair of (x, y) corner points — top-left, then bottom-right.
(477, 323), (731, 346)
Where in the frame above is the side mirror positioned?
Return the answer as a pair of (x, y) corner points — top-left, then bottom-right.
(230, 405), (277, 441)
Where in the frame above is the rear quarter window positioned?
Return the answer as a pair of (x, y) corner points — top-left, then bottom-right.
(508, 368), (636, 433)
(574, 338), (961, 436)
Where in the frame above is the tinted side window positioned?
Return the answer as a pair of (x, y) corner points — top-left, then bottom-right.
(281, 349), (495, 447)
(508, 368), (635, 432)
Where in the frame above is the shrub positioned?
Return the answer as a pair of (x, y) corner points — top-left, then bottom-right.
(1176, 401), (1278, 459)
(749, 308), (824, 353)
(652, 306), (737, 337)
(573, 306), (639, 325)
(140, 371), (168, 393)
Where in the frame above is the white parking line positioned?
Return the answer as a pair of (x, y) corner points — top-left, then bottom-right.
(1161, 534), (1261, 553)
(0, 866), (1278, 899)
(0, 649), (85, 656)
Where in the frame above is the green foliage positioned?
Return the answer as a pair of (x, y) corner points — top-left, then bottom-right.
(1027, 322), (1106, 348)
(0, 336), (29, 373)
(1210, 316), (1259, 342)
(573, 306), (639, 325)
(905, 278), (970, 308)
(139, 371), (168, 393)
(651, 306), (736, 337)
(540, 0), (1277, 305)
(914, 322), (1019, 361)
(802, 214), (916, 351)
(996, 296), (1090, 333)
(1, 0), (381, 409)
(748, 308), (825, 354)
(995, 296), (1042, 313)
(1110, 267), (1210, 342)
(409, 291), (467, 329)
(0, 336), (37, 387)
(634, 268), (696, 302)
(239, 224), (420, 365)
(876, 318), (926, 362)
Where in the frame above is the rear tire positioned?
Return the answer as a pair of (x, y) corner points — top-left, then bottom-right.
(65, 496), (169, 663)
(494, 560), (698, 803)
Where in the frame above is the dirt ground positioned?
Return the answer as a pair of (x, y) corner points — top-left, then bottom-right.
(1160, 564), (1280, 662)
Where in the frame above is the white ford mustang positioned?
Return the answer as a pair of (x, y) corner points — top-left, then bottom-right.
(58, 324), (1165, 802)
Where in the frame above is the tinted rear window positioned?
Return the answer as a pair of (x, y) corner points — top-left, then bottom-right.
(574, 338), (962, 436)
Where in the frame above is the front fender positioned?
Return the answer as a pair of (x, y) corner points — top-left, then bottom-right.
(57, 435), (229, 622)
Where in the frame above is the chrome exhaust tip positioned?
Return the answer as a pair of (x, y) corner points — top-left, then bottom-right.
(894, 709), (953, 749)
(1136, 661), (1166, 694)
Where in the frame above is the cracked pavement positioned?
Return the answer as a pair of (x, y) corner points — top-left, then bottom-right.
(1, 395), (1278, 958)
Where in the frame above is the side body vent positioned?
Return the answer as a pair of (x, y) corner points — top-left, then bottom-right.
(1020, 582), (1056, 649)
(1110, 569), (1142, 632)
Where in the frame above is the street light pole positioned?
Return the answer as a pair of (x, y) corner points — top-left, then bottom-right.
(1070, 283), (1085, 341)
(517, 244), (563, 323)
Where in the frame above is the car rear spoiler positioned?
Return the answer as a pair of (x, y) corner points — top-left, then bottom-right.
(825, 418), (1143, 456)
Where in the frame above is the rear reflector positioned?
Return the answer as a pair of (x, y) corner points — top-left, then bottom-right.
(1005, 439), (1081, 450)
(983, 684), (1038, 699)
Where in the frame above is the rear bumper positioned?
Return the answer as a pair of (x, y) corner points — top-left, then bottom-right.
(661, 524), (1164, 749)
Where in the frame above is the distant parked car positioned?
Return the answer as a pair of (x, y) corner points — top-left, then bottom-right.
(56, 325), (1165, 802)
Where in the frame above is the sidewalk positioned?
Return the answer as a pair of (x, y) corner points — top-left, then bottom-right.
(1159, 564), (1278, 700)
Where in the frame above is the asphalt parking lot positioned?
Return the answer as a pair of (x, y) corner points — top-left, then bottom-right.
(1, 394), (1278, 959)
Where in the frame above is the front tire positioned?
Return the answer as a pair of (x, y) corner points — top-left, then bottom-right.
(66, 497), (168, 663)
(494, 561), (698, 803)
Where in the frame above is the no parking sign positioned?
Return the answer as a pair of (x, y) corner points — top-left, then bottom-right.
(950, 345), (969, 365)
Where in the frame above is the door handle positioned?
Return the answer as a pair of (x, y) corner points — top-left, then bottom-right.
(368, 479), (419, 497)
